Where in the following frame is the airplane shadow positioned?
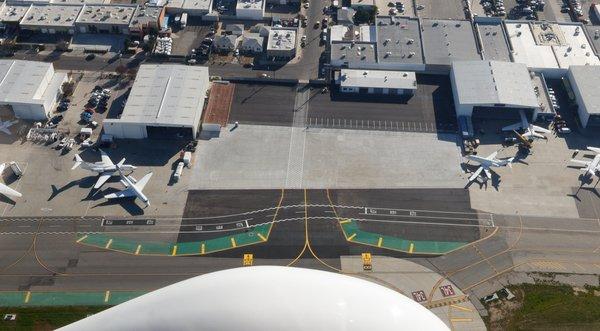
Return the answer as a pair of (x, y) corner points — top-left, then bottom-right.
(0, 194), (17, 206)
(48, 177), (97, 201)
(90, 197), (145, 216)
(461, 164), (501, 191)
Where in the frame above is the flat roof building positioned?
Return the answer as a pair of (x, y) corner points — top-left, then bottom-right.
(75, 4), (135, 34)
(236, 0), (264, 20)
(103, 64), (209, 140)
(336, 69), (417, 95)
(0, 60), (67, 120)
(266, 27), (296, 59)
(474, 18), (512, 62)
(506, 21), (600, 75)
(0, 4), (30, 24)
(129, 5), (163, 35)
(421, 19), (480, 69)
(20, 4), (82, 33)
(568, 65), (600, 128)
(451, 60), (540, 120)
(376, 16), (424, 70)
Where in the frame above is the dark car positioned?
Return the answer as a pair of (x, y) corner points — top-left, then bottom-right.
(85, 53), (96, 61)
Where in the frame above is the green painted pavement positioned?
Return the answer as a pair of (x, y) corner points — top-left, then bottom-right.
(0, 291), (146, 307)
(339, 219), (466, 254)
(76, 223), (272, 256)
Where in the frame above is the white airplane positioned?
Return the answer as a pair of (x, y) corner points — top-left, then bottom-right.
(104, 160), (152, 208)
(0, 163), (22, 199)
(72, 150), (136, 189)
(0, 120), (18, 135)
(502, 110), (550, 140)
(570, 147), (600, 179)
(465, 151), (514, 183)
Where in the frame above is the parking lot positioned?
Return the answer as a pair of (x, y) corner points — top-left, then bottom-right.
(417, 0), (466, 19)
(171, 21), (215, 57)
(228, 84), (298, 126)
(308, 75), (457, 132)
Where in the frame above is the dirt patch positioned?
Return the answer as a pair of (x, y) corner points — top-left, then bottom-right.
(203, 82), (235, 126)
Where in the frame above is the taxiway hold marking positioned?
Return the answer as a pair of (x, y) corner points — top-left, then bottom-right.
(24, 291), (31, 303)
(450, 304), (472, 312)
(339, 219), (351, 224)
(200, 243), (205, 255)
(377, 237), (383, 247)
(135, 245), (141, 255)
(347, 233), (356, 241)
(450, 318), (472, 323)
(230, 237), (237, 248)
(104, 291), (110, 303)
(76, 235), (88, 243)
(409, 242), (414, 254)
(171, 246), (178, 256)
(257, 233), (267, 242)
(105, 239), (113, 249)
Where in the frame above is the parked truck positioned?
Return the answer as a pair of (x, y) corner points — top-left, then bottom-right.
(180, 13), (188, 29)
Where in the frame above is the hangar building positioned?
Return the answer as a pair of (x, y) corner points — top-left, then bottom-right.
(567, 65), (600, 128)
(451, 60), (540, 122)
(103, 64), (209, 139)
(0, 60), (68, 120)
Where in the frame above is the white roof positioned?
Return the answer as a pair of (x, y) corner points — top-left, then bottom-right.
(20, 4), (82, 27)
(338, 69), (417, 90)
(553, 24), (600, 68)
(0, 4), (30, 22)
(236, 0), (263, 10)
(0, 60), (54, 104)
(76, 4), (135, 25)
(105, 64), (208, 128)
(329, 25), (349, 42)
(267, 27), (296, 50)
(569, 65), (600, 115)
(452, 60), (539, 108)
(58, 266), (449, 331)
(506, 22), (559, 69)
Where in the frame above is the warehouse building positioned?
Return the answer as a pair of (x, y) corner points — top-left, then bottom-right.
(420, 19), (480, 72)
(335, 69), (416, 96)
(567, 65), (600, 128)
(266, 27), (296, 60)
(20, 4), (82, 34)
(103, 64), (209, 140)
(451, 60), (540, 121)
(0, 60), (68, 120)
(236, 0), (264, 20)
(0, 4), (30, 27)
(75, 4), (135, 34)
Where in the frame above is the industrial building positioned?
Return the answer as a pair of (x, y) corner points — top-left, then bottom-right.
(75, 4), (135, 34)
(0, 4), (30, 27)
(236, 0), (264, 20)
(567, 65), (600, 128)
(266, 27), (296, 60)
(19, 4), (82, 34)
(335, 69), (416, 96)
(0, 60), (68, 120)
(128, 5), (163, 37)
(421, 19), (480, 72)
(103, 64), (209, 140)
(451, 60), (540, 122)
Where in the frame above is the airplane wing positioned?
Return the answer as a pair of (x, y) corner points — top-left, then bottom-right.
(94, 173), (112, 189)
(531, 125), (550, 134)
(488, 151), (498, 160)
(570, 159), (590, 167)
(134, 173), (152, 191)
(104, 188), (136, 199)
(587, 147), (600, 154)
(0, 163), (5, 174)
(484, 168), (492, 179)
(530, 131), (546, 139)
(501, 122), (522, 132)
(99, 150), (114, 166)
(468, 167), (484, 182)
(0, 183), (22, 198)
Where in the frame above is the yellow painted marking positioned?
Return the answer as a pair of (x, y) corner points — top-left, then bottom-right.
(171, 245), (178, 256)
(377, 237), (383, 247)
(135, 245), (142, 255)
(104, 291), (110, 303)
(347, 233), (356, 241)
(450, 304), (472, 312)
(450, 318), (473, 322)
(257, 233), (267, 242)
(409, 242), (414, 254)
(24, 291), (31, 303)
(230, 237), (237, 247)
(201, 243), (205, 255)
(243, 254), (253, 266)
(76, 235), (88, 243)
(105, 239), (113, 249)
(339, 219), (351, 224)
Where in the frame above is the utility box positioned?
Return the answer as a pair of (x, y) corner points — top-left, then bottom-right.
(173, 161), (184, 182)
(183, 151), (192, 167)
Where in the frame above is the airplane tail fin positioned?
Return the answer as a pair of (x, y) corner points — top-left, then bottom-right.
(72, 154), (83, 170)
(507, 157), (514, 168)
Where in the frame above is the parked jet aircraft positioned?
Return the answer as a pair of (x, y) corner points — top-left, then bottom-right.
(0, 163), (22, 199)
(104, 160), (152, 208)
(570, 147), (600, 179)
(0, 120), (17, 135)
(72, 150), (136, 189)
(502, 110), (550, 140)
(465, 151), (514, 183)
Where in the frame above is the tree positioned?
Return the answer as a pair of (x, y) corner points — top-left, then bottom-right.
(115, 64), (127, 76)
(353, 7), (376, 24)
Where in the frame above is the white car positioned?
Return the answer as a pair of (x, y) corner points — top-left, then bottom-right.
(303, 2), (309, 8)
